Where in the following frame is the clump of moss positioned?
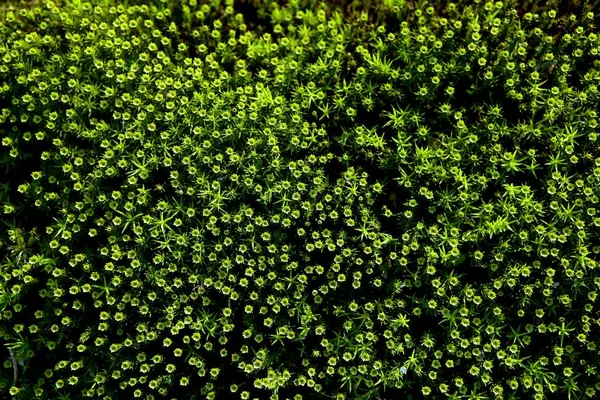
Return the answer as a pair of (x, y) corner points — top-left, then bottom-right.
(1, 1), (599, 399)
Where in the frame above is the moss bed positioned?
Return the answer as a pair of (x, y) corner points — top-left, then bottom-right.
(1, 0), (600, 399)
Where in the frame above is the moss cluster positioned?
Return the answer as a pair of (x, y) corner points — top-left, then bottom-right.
(1, 0), (600, 399)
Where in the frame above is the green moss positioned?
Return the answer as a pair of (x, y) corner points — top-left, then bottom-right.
(1, 0), (600, 399)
